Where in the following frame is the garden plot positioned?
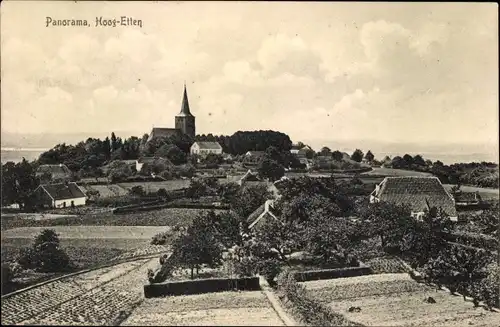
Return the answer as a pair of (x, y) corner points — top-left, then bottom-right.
(303, 273), (499, 327)
(122, 291), (285, 326)
(1, 225), (165, 240)
(118, 180), (190, 193)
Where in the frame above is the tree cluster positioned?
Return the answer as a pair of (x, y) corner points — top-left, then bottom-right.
(195, 130), (293, 155)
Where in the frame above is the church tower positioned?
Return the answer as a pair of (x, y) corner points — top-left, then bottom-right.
(175, 84), (196, 139)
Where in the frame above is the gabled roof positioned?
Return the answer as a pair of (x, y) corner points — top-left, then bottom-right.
(147, 128), (180, 142)
(247, 199), (279, 229)
(36, 164), (71, 176)
(245, 151), (266, 157)
(375, 176), (457, 217)
(454, 192), (481, 203)
(38, 182), (86, 200)
(239, 169), (261, 183)
(193, 141), (223, 150)
(176, 84), (194, 117)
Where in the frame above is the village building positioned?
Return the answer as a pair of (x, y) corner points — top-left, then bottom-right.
(246, 199), (280, 230)
(370, 176), (458, 221)
(147, 84), (196, 143)
(243, 151), (266, 165)
(290, 144), (313, 158)
(453, 191), (482, 207)
(237, 169), (261, 186)
(190, 141), (223, 156)
(33, 182), (87, 209)
(35, 164), (72, 183)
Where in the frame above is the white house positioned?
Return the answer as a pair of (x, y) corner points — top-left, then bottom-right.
(370, 176), (458, 221)
(190, 142), (223, 156)
(34, 182), (87, 209)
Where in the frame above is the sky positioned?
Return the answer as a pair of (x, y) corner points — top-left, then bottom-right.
(1, 1), (498, 150)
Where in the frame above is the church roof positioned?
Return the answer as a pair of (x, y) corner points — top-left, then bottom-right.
(147, 128), (180, 142)
(176, 84), (194, 117)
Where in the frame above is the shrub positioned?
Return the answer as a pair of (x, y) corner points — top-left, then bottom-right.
(16, 229), (72, 273)
(257, 258), (283, 286)
(1, 264), (13, 293)
(151, 230), (174, 245)
(276, 269), (362, 326)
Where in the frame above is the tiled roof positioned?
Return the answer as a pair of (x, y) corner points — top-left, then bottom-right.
(247, 200), (279, 229)
(454, 192), (481, 203)
(239, 170), (261, 183)
(148, 128), (180, 141)
(193, 142), (223, 150)
(40, 182), (86, 200)
(246, 151), (266, 157)
(36, 164), (71, 177)
(376, 177), (457, 217)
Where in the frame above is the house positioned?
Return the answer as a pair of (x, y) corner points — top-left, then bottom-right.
(244, 151), (266, 162)
(246, 199), (280, 230)
(370, 176), (458, 221)
(290, 145), (313, 158)
(238, 169), (261, 186)
(36, 164), (72, 182)
(136, 157), (172, 173)
(34, 182), (87, 209)
(453, 191), (482, 207)
(190, 141), (223, 156)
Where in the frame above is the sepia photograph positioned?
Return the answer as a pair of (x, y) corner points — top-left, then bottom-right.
(1, 1), (499, 325)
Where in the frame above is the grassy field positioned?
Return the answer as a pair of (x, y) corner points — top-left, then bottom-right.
(1, 208), (227, 230)
(122, 291), (284, 326)
(118, 180), (190, 192)
(302, 273), (499, 326)
(443, 184), (499, 201)
(362, 167), (433, 177)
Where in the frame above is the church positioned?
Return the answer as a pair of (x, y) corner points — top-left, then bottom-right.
(147, 84), (196, 143)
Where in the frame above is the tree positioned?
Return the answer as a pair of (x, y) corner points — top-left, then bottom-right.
(320, 147), (331, 156)
(219, 182), (240, 203)
(1, 159), (40, 209)
(129, 186), (146, 197)
(155, 144), (187, 165)
(402, 154), (414, 167)
(351, 149), (364, 162)
(413, 154), (426, 167)
(364, 150), (375, 162)
(475, 204), (499, 236)
(331, 150), (343, 162)
(422, 244), (491, 300)
(257, 158), (285, 182)
(17, 229), (71, 273)
(170, 212), (224, 279)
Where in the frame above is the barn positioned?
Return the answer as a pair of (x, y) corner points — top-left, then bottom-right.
(34, 182), (87, 209)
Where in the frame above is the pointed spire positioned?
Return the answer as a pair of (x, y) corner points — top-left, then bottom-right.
(178, 83), (193, 116)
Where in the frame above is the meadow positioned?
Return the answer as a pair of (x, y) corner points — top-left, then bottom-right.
(302, 273), (499, 326)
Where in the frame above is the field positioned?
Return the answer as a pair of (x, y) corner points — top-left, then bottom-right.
(122, 291), (285, 326)
(118, 180), (191, 192)
(1, 208), (226, 230)
(302, 273), (499, 326)
(1, 226), (168, 267)
(361, 167), (433, 177)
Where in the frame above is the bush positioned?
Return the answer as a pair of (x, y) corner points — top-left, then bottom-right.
(1, 264), (13, 293)
(151, 230), (175, 245)
(257, 258), (282, 286)
(276, 269), (362, 326)
(16, 229), (72, 273)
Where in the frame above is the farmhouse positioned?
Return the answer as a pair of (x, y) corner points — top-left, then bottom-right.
(237, 169), (261, 186)
(247, 199), (280, 230)
(244, 151), (266, 164)
(453, 191), (482, 207)
(190, 141), (223, 156)
(290, 144), (313, 158)
(33, 182), (87, 209)
(35, 164), (72, 182)
(370, 176), (458, 221)
(147, 84), (196, 143)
